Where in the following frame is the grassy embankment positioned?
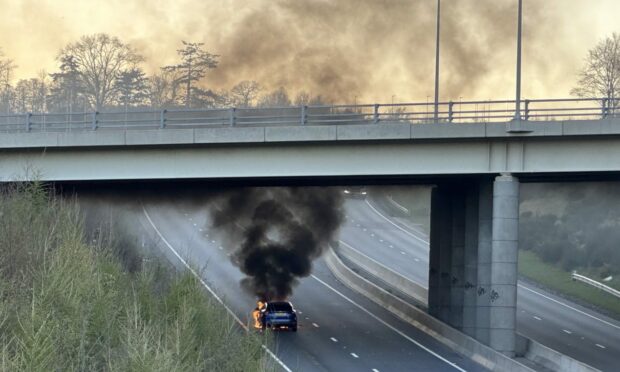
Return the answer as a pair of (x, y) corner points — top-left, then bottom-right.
(0, 184), (270, 371)
(519, 249), (620, 319)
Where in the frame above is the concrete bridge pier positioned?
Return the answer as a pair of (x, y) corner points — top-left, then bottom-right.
(428, 175), (520, 356)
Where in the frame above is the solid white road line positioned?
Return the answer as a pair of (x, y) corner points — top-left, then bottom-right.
(365, 199), (428, 246)
(519, 284), (620, 330)
(142, 206), (293, 372)
(310, 274), (466, 371)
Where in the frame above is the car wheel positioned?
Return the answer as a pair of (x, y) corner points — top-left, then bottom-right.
(291, 326), (297, 332)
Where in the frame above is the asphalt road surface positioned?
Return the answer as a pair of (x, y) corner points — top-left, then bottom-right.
(341, 197), (620, 372)
(137, 202), (489, 372)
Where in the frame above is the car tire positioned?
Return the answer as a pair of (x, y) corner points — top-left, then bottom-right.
(291, 325), (297, 332)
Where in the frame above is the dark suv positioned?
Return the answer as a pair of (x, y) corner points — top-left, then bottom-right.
(262, 301), (297, 332)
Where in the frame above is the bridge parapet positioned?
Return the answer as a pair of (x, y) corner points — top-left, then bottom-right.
(2, 119), (620, 150)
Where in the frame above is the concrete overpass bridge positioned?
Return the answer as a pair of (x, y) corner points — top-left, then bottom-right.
(1, 98), (619, 361)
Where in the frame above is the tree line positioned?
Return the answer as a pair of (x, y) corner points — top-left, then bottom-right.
(0, 34), (325, 115)
(2, 31), (620, 115)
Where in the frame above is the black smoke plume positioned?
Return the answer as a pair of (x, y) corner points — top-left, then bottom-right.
(209, 187), (343, 300)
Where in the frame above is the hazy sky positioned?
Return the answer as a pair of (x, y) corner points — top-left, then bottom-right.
(1, 0), (619, 103)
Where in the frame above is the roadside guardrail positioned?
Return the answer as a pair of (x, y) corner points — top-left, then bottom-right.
(572, 272), (620, 299)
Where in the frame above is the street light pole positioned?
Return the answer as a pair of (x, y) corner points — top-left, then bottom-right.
(434, 0), (441, 122)
(514, 0), (522, 121)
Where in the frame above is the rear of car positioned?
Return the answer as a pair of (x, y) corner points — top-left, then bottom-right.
(262, 301), (297, 331)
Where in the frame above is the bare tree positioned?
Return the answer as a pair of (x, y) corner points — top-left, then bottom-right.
(12, 77), (48, 113)
(148, 70), (181, 108)
(294, 91), (325, 106)
(0, 48), (16, 113)
(258, 87), (291, 107)
(58, 34), (143, 110)
(163, 41), (218, 108)
(230, 80), (261, 107)
(572, 33), (620, 110)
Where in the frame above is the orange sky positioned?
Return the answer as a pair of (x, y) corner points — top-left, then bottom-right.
(1, 0), (619, 103)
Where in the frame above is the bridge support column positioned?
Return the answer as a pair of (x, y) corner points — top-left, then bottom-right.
(462, 185), (480, 338)
(489, 174), (520, 357)
(429, 184), (474, 329)
(428, 176), (519, 356)
(428, 186), (453, 322)
(475, 182), (493, 345)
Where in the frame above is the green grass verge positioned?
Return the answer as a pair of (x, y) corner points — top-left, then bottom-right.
(518, 249), (620, 319)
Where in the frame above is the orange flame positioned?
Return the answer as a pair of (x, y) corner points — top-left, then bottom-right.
(252, 301), (266, 329)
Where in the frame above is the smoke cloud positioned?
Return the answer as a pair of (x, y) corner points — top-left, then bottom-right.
(209, 187), (343, 300)
(1, 1), (620, 102)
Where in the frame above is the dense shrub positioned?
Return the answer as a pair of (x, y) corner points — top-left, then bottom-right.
(0, 184), (269, 371)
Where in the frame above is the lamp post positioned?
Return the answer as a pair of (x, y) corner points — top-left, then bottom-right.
(514, 0), (523, 121)
(434, 0), (441, 122)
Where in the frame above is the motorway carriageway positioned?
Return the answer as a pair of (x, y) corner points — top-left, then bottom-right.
(341, 198), (620, 372)
(138, 203), (488, 372)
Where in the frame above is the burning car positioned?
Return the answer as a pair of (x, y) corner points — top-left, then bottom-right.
(253, 301), (297, 332)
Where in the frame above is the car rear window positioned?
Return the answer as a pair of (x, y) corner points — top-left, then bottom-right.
(268, 303), (292, 312)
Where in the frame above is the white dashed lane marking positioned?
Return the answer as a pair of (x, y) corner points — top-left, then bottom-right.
(596, 344), (606, 349)
(218, 246), (223, 250)
(414, 258), (420, 262)
(330, 337), (338, 342)
(312, 323), (319, 328)
(350, 353), (359, 358)
(372, 369), (380, 372)
(563, 329), (572, 334)
(400, 251), (406, 255)
(363, 228), (367, 231)
(370, 233), (375, 237)
(533, 316), (542, 320)
(389, 245), (394, 248)
(193, 223), (197, 227)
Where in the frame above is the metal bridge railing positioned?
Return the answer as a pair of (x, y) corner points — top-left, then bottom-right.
(0, 97), (618, 133)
